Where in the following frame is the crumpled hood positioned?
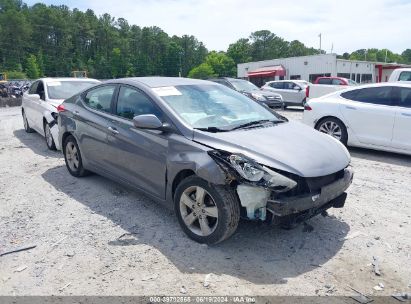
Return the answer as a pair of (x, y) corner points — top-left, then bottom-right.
(193, 120), (350, 177)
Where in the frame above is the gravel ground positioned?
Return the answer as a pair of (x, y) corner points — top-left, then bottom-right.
(0, 106), (410, 296)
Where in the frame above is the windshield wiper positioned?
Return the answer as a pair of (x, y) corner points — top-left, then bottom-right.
(230, 119), (281, 131)
(194, 127), (229, 133)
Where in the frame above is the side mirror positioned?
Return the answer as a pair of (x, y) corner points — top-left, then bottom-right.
(293, 86), (301, 91)
(133, 114), (166, 130)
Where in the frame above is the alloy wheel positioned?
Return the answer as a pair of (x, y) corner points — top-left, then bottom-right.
(45, 124), (53, 147)
(318, 120), (342, 140)
(65, 142), (80, 171)
(179, 186), (218, 237)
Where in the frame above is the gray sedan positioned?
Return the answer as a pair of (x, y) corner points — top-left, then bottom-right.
(58, 77), (353, 244)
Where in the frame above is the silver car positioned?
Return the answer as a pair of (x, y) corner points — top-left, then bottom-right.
(261, 80), (310, 107)
(58, 77), (353, 244)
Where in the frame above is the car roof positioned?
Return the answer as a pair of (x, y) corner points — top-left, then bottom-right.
(39, 77), (100, 83)
(346, 82), (411, 89)
(106, 77), (218, 88)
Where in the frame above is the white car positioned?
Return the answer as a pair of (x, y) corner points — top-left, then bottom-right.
(388, 68), (411, 83)
(261, 80), (310, 107)
(22, 77), (100, 150)
(303, 83), (411, 156)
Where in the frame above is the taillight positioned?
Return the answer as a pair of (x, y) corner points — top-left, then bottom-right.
(306, 86), (310, 98)
(304, 104), (312, 111)
(57, 104), (65, 112)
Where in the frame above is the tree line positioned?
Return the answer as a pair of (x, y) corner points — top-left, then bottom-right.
(1, 0), (410, 80)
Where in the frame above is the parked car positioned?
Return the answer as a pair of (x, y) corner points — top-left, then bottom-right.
(261, 80), (310, 107)
(22, 77), (100, 150)
(303, 83), (411, 155)
(314, 77), (358, 86)
(208, 77), (283, 107)
(307, 77), (358, 102)
(58, 77), (353, 244)
(388, 68), (411, 83)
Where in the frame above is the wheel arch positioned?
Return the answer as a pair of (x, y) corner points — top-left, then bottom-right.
(171, 169), (196, 200)
(315, 115), (346, 130)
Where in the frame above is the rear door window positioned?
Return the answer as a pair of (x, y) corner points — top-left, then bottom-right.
(270, 82), (284, 89)
(332, 79), (345, 85)
(341, 87), (394, 106)
(318, 78), (332, 84)
(84, 85), (116, 113)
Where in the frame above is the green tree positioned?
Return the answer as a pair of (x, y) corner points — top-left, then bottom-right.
(6, 70), (27, 79)
(188, 63), (216, 79)
(25, 54), (40, 79)
(227, 38), (252, 64)
(205, 51), (236, 77)
(402, 49), (411, 64)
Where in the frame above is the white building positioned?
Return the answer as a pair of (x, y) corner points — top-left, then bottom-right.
(237, 54), (410, 86)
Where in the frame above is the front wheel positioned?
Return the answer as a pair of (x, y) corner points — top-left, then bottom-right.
(63, 135), (89, 177)
(316, 117), (348, 145)
(44, 122), (56, 150)
(174, 176), (240, 244)
(22, 110), (34, 133)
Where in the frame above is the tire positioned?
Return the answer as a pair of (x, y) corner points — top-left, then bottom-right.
(316, 117), (348, 145)
(44, 121), (57, 150)
(22, 110), (34, 133)
(174, 176), (240, 244)
(63, 135), (89, 177)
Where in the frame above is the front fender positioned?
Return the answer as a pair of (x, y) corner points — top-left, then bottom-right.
(165, 137), (229, 204)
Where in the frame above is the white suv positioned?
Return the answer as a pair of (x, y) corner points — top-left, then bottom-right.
(261, 80), (310, 107)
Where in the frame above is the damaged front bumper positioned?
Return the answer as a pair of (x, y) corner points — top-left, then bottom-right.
(236, 167), (354, 222)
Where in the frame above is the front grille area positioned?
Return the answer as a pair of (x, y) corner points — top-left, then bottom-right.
(266, 96), (281, 101)
(305, 170), (344, 192)
(268, 168), (345, 200)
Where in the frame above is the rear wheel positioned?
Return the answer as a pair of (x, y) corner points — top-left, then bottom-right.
(316, 117), (348, 145)
(63, 135), (88, 177)
(44, 122), (56, 150)
(22, 110), (34, 133)
(174, 176), (240, 244)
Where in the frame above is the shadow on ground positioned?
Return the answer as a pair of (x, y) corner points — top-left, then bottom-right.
(42, 165), (350, 285)
(13, 129), (61, 159)
(349, 147), (411, 168)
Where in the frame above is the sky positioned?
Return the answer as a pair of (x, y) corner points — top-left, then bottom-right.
(25, 0), (411, 54)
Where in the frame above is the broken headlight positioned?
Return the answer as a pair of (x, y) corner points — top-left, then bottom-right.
(262, 166), (297, 192)
(229, 155), (265, 182)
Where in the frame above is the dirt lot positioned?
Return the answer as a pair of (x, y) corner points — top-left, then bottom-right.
(0, 106), (410, 296)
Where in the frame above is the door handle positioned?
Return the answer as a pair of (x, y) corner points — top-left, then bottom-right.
(401, 112), (411, 117)
(107, 126), (119, 134)
(73, 110), (80, 115)
(345, 106), (357, 110)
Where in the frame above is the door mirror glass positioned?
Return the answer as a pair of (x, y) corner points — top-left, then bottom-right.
(133, 114), (163, 129)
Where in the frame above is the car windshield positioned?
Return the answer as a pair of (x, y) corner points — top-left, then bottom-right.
(157, 84), (284, 130)
(47, 80), (97, 99)
(230, 79), (259, 92)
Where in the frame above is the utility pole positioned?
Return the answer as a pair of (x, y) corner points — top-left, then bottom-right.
(384, 49), (388, 63)
(319, 33), (322, 53)
(331, 43), (334, 54)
